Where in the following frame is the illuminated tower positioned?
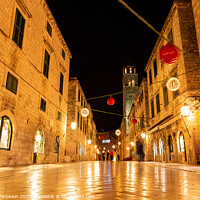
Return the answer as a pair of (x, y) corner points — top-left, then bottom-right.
(122, 66), (138, 136)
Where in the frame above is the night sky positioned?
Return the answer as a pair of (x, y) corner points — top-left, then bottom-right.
(46, 0), (174, 132)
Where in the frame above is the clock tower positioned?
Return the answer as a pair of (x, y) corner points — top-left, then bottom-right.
(122, 66), (138, 136)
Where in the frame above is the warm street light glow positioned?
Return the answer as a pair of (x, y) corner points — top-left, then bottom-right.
(88, 139), (91, 144)
(181, 106), (190, 117)
(127, 147), (130, 150)
(141, 133), (145, 139)
(130, 142), (135, 146)
(71, 122), (76, 130)
(112, 145), (115, 149)
(103, 147), (106, 150)
(115, 129), (121, 136)
(118, 142), (121, 145)
(94, 145), (97, 149)
(102, 150), (105, 153)
(81, 108), (89, 117)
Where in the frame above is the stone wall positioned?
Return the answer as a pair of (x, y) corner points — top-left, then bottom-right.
(0, 0), (71, 166)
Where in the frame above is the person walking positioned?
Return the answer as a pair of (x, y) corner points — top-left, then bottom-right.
(106, 150), (110, 161)
(110, 151), (113, 161)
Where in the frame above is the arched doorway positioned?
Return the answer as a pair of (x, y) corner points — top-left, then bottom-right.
(179, 131), (187, 161)
(0, 116), (13, 150)
(168, 135), (173, 161)
(33, 129), (44, 163)
(55, 136), (60, 162)
(154, 141), (157, 161)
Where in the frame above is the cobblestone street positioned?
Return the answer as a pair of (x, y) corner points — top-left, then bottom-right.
(0, 161), (200, 200)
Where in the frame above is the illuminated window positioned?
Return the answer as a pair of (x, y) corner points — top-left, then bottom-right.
(179, 132), (185, 152)
(159, 139), (164, 154)
(34, 130), (44, 154)
(154, 141), (157, 155)
(0, 116), (13, 150)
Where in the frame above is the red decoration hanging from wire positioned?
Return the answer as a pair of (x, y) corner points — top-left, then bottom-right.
(107, 96), (115, 106)
(159, 43), (179, 64)
(99, 134), (103, 139)
(132, 119), (137, 124)
(110, 141), (113, 145)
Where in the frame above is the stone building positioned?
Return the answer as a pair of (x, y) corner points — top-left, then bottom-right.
(144, 0), (200, 164)
(128, 78), (150, 161)
(0, 0), (71, 166)
(66, 77), (97, 162)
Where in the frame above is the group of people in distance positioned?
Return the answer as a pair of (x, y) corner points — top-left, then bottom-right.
(99, 150), (120, 161)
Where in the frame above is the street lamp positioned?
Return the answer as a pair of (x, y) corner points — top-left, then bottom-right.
(181, 105), (190, 117)
(141, 133), (145, 139)
(130, 142), (135, 146)
(118, 141), (121, 145)
(71, 122), (76, 130)
(88, 139), (91, 144)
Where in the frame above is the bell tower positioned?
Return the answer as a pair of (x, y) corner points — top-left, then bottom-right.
(122, 66), (138, 136)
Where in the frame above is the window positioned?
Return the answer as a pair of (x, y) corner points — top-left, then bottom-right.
(34, 130), (44, 154)
(81, 96), (83, 106)
(6, 72), (18, 94)
(153, 59), (157, 77)
(59, 72), (64, 94)
(179, 132), (185, 152)
(163, 86), (169, 107)
(12, 8), (25, 49)
(151, 100), (155, 118)
(57, 111), (62, 121)
(80, 116), (82, 131)
(156, 93), (160, 114)
(40, 98), (46, 112)
(0, 116), (13, 150)
(43, 50), (50, 78)
(62, 49), (65, 60)
(159, 139), (164, 154)
(47, 21), (52, 37)
(78, 90), (80, 102)
(77, 112), (80, 128)
(149, 69), (152, 85)
(168, 29), (173, 43)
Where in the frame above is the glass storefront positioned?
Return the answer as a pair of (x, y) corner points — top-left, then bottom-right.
(0, 116), (12, 150)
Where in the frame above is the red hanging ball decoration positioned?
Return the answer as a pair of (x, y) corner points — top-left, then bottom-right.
(132, 119), (137, 124)
(99, 134), (103, 139)
(110, 141), (113, 145)
(159, 43), (179, 64)
(107, 96), (115, 106)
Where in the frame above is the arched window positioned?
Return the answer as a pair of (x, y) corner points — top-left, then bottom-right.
(0, 116), (13, 150)
(168, 135), (173, 152)
(154, 141), (157, 155)
(159, 139), (164, 154)
(179, 132), (185, 152)
(34, 130), (44, 154)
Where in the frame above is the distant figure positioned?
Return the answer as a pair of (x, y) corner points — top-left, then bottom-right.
(106, 151), (110, 161)
(137, 142), (145, 162)
(102, 152), (105, 161)
(110, 151), (113, 161)
(117, 154), (120, 161)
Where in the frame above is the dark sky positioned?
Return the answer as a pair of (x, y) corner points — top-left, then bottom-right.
(46, 0), (174, 132)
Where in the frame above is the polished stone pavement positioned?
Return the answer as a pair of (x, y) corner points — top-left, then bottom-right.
(0, 161), (200, 200)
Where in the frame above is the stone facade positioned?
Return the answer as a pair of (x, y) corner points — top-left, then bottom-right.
(141, 0), (199, 164)
(66, 77), (97, 162)
(0, 0), (71, 166)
